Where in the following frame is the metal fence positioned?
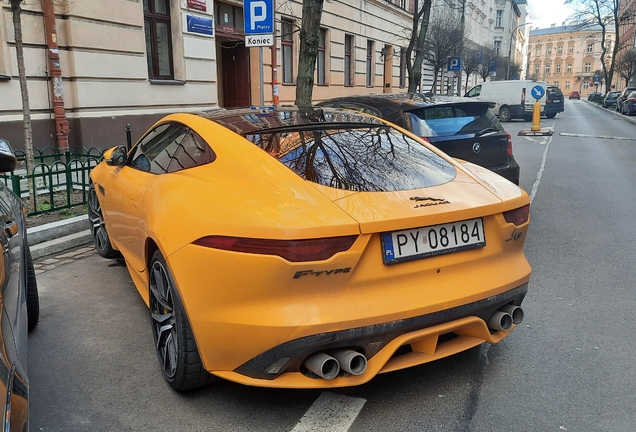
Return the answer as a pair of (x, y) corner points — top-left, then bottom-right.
(0, 146), (104, 215)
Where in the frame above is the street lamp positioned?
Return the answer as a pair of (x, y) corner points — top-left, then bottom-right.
(507, 22), (530, 80)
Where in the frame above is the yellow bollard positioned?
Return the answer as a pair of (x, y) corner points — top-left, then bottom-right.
(531, 101), (541, 131)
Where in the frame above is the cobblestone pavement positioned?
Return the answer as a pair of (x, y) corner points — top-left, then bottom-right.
(33, 246), (97, 275)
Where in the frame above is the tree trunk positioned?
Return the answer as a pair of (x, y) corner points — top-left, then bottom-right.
(295, 0), (325, 106)
(10, 0), (36, 211)
(407, 0), (432, 92)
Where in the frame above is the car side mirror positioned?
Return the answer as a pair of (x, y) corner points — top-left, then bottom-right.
(0, 139), (17, 173)
(106, 146), (128, 167)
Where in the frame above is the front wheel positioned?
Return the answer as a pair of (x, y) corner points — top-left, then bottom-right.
(88, 184), (119, 258)
(499, 106), (512, 122)
(149, 250), (216, 391)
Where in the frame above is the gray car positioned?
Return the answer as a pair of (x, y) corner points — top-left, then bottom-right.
(603, 91), (620, 108)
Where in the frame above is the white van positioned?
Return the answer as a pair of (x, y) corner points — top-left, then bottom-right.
(464, 80), (547, 122)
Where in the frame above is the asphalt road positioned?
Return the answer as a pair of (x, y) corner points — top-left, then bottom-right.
(29, 100), (636, 431)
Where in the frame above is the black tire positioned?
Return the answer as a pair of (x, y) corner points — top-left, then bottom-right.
(149, 250), (215, 391)
(499, 106), (512, 122)
(26, 247), (39, 331)
(87, 183), (120, 258)
(545, 112), (556, 119)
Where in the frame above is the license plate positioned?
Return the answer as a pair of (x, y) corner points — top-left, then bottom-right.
(381, 218), (485, 265)
(553, 99), (561, 102)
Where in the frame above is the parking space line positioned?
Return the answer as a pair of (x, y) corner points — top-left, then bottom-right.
(529, 133), (553, 204)
(559, 132), (636, 141)
(291, 392), (366, 432)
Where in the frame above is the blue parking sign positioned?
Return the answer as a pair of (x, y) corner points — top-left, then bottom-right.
(447, 57), (461, 71)
(244, 0), (274, 35)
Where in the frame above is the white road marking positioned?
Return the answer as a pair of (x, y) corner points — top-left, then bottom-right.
(560, 132), (636, 141)
(291, 392), (367, 432)
(529, 133), (552, 204)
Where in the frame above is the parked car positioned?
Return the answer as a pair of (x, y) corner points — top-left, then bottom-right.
(544, 86), (565, 118)
(569, 91), (581, 100)
(317, 93), (520, 184)
(88, 106), (531, 391)
(603, 91), (620, 108)
(0, 138), (39, 431)
(464, 79), (547, 121)
(620, 90), (636, 115)
(616, 87), (636, 114)
(587, 92), (603, 102)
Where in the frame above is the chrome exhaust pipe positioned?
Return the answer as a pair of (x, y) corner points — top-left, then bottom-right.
(487, 311), (513, 332)
(499, 304), (524, 324)
(302, 352), (340, 380)
(331, 349), (367, 376)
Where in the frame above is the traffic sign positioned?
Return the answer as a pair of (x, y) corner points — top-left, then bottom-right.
(447, 57), (461, 71)
(244, 0), (274, 35)
(487, 60), (497, 72)
(530, 85), (545, 100)
(245, 34), (274, 47)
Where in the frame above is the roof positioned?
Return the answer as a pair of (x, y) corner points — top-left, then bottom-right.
(530, 23), (605, 37)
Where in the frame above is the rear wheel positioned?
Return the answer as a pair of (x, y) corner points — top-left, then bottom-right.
(88, 184), (119, 258)
(499, 106), (512, 122)
(26, 247), (39, 331)
(149, 250), (215, 391)
(545, 112), (556, 119)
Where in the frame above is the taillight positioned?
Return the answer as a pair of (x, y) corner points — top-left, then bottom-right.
(503, 204), (530, 225)
(521, 88), (526, 105)
(193, 235), (358, 262)
(506, 133), (513, 156)
(419, 136), (431, 143)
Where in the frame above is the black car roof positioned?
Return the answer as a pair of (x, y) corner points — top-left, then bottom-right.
(317, 93), (493, 109)
(196, 106), (385, 135)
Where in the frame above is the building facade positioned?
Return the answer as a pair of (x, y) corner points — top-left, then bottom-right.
(1, 0), (516, 151)
(528, 24), (614, 96)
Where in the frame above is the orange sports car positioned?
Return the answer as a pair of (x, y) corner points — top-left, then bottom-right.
(88, 107), (531, 391)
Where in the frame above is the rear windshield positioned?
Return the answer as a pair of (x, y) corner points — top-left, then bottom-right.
(405, 104), (503, 138)
(244, 125), (456, 192)
(547, 87), (563, 99)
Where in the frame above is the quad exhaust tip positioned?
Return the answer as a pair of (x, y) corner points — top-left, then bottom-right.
(302, 349), (368, 380)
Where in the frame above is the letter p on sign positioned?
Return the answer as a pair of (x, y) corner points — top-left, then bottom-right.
(250, 1), (266, 30)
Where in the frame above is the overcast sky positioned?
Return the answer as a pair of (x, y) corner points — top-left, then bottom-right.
(527, 0), (577, 30)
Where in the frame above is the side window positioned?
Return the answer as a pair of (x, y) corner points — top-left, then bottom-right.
(129, 123), (215, 174)
(466, 85), (481, 97)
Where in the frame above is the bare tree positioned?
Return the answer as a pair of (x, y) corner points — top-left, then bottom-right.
(477, 48), (498, 82)
(614, 48), (636, 86)
(461, 49), (482, 94)
(422, 11), (464, 92)
(294, 0), (324, 106)
(405, 0), (434, 92)
(5, 0), (36, 210)
(568, 0), (636, 92)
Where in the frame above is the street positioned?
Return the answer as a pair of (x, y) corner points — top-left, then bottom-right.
(29, 99), (636, 431)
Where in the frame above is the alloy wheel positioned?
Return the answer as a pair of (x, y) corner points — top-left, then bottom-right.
(88, 186), (111, 253)
(150, 259), (179, 380)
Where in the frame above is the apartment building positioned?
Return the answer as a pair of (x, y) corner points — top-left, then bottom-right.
(1, 0), (513, 151)
(528, 24), (614, 96)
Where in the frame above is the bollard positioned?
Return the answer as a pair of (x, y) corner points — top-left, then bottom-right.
(531, 101), (541, 131)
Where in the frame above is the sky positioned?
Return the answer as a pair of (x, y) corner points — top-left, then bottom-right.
(526, 0), (578, 30)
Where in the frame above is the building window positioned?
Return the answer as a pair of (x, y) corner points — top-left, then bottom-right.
(366, 40), (374, 87)
(143, 0), (173, 79)
(583, 81), (589, 89)
(546, 48), (552, 55)
(399, 47), (406, 88)
(496, 10), (503, 27)
(557, 46), (563, 54)
(317, 28), (327, 84)
(281, 19), (294, 84)
(545, 64), (550, 74)
(494, 40), (501, 56)
(553, 81), (559, 87)
(585, 62), (591, 73)
(556, 64), (561, 73)
(536, 47), (541, 56)
(565, 81), (570, 89)
(567, 63), (572, 73)
(345, 35), (354, 86)
(535, 65), (540, 74)
(568, 45), (574, 54)
(587, 43), (594, 53)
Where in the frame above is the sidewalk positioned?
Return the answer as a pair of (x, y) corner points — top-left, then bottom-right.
(28, 214), (93, 262)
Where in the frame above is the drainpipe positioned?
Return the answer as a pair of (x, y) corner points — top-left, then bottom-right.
(42, 0), (70, 152)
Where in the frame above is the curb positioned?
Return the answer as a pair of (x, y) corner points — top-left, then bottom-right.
(27, 215), (93, 260)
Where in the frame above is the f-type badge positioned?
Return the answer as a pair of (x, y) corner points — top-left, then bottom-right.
(410, 196), (450, 208)
(473, 142), (481, 153)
